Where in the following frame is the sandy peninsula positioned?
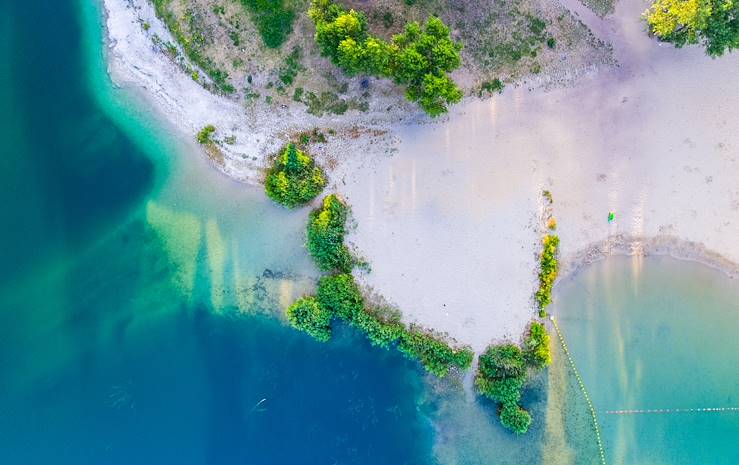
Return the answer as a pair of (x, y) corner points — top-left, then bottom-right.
(104, 0), (739, 353)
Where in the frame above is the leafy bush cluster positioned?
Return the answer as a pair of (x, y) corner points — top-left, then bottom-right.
(306, 194), (354, 272)
(398, 327), (474, 377)
(308, 0), (463, 117)
(534, 234), (559, 312)
(645, 0), (739, 56)
(196, 124), (216, 144)
(286, 296), (332, 342)
(304, 274), (474, 377)
(287, 273), (473, 376)
(475, 322), (552, 434)
(523, 321), (552, 369)
(240, 0), (295, 49)
(265, 144), (327, 208)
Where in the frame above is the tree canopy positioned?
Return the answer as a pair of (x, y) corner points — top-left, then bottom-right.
(265, 143), (326, 208)
(645, 0), (739, 56)
(309, 0), (463, 116)
(476, 323), (552, 435)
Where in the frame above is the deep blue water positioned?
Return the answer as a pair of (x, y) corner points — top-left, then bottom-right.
(0, 1), (434, 463)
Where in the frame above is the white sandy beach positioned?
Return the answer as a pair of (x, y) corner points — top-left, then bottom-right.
(337, 0), (739, 351)
(104, 0), (739, 353)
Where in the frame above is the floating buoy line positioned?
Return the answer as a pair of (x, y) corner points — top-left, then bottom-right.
(550, 316), (607, 465)
(605, 406), (739, 415)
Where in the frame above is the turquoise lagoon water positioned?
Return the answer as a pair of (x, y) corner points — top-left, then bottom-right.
(554, 256), (739, 465)
(1, 1), (738, 464)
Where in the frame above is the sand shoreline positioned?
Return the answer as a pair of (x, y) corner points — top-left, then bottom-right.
(562, 235), (739, 283)
(103, 0), (739, 353)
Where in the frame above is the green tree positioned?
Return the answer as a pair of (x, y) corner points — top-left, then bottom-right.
(499, 403), (532, 435)
(265, 144), (326, 208)
(479, 343), (526, 379)
(308, 0), (463, 116)
(535, 234), (559, 310)
(307, 195), (354, 272)
(311, 5), (368, 62)
(645, 0), (739, 56)
(523, 322), (552, 369)
(316, 273), (365, 321)
(398, 328), (474, 377)
(197, 124), (216, 144)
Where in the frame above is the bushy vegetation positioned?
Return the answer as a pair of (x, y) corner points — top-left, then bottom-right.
(286, 296), (333, 341)
(316, 273), (365, 320)
(499, 403), (532, 435)
(286, 191), (473, 377)
(476, 323), (552, 434)
(398, 328), (474, 377)
(308, 0), (463, 117)
(306, 195), (354, 272)
(534, 234), (560, 311)
(265, 144), (326, 208)
(240, 0), (295, 48)
(196, 124), (216, 144)
(645, 0), (739, 56)
(479, 78), (504, 96)
(312, 274), (472, 376)
(524, 321), (552, 369)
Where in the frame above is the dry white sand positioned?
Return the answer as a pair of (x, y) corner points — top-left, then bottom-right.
(103, 0), (411, 183)
(338, 0), (739, 352)
(105, 0), (739, 353)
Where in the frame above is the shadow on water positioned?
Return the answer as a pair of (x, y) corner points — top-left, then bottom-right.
(0, 0), (154, 286)
(0, 2), (437, 464)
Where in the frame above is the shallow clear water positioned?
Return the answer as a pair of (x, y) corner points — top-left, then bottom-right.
(2, 1), (738, 464)
(554, 256), (739, 465)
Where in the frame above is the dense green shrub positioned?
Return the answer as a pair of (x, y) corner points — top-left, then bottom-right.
(352, 310), (405, 348)
(476, 374), (526, 405)
(197, 124), (216, 144)
(313, 274), (470, 376)
(286, 296), (333, 342)
(292, 190), (473, 379)
(523, 321), (552, 369)
(240, 0), (295, 48)
(265, 144), (326, 208)
(534, 234), (559, 310)
(478, 343), (526, 379)
(399, 327), (474, 377)
(645, 0), (739, 56)
(476, 337), (549, 435)
(499, 403), (532, 435)
(308, 0), (463, 116)
(307, 195), (354, 272)
(316, 273), (364, 320)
